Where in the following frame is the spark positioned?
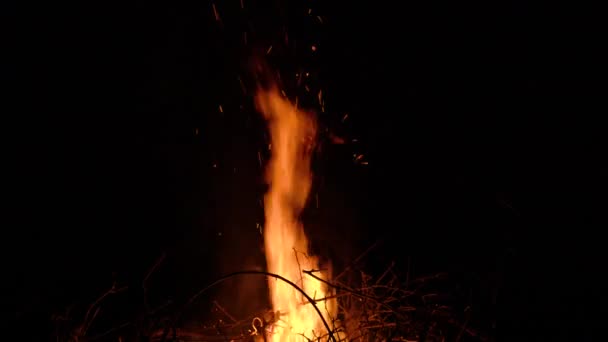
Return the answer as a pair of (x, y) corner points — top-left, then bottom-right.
(240, 0), (244, 10)
(195, 128), (199, 135)
(342, 114), (349, 122)
(330, 134), (345, 145)
(316, 16), (323, 24)
(354, 154), (366, 165)
(219, 105), (224, 113)
(237, 76), (246, 94)
(311, 45), (317, 52)
(267, 45), (273, 54)
(308, 8), (312, 15)
(353, 153), (369, 165)
(258, 151), (263, 167)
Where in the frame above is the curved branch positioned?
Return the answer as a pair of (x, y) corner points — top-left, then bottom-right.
(303, 270), (406, 321)
(174, 270), (336, 342)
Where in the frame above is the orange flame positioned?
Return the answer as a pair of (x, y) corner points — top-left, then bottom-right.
(256, 85), (335, 342)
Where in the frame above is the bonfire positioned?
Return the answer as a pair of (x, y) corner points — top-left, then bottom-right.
(52, 72), (484, 342)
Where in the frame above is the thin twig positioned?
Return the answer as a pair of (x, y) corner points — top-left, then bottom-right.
(455, 306), (471, 342)
(80, 284), (128, 337)
(213, 300), (238, 323)
(375, 261), (395, 285)
(335, 239), (383, 281)
(143, 252), (166, 310)
(303, 269), (406, 321)
(144, 253), (166, 287)
(293, 248), (305, 302)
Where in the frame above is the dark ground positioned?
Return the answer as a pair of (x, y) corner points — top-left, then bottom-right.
(5, 0), (606, 340)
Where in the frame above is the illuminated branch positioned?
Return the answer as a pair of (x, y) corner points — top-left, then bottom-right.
(173, 270), (337, 342)
(302, 269), (406, 321)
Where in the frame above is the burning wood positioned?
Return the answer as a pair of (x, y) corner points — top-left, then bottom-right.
(51, 245), (486, 342)
(169, 259), (484, 342)
(50, 75), (485, 342)
(48, 70), (486, 341)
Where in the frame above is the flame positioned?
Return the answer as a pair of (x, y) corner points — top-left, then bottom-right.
(256, 85), (335, 341)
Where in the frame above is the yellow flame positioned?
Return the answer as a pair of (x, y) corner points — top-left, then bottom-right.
(256, 86), (335, 342)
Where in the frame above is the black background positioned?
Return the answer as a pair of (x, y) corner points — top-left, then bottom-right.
(6, 0), (606, 340)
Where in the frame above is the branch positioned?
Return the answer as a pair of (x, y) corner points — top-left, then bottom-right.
(80, 283), (128, 337)
(172, 270), (337, 342)
(143, 252), (166, 311)
(303, 269), (406, 321)
(334, 239), (383, 281)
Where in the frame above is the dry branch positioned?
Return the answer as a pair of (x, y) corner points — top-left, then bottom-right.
(53, 245), (487, 342)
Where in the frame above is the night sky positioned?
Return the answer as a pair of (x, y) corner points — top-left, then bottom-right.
(6, 0), (606, 341)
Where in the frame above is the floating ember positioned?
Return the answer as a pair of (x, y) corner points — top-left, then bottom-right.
(256, 83), (336, 341)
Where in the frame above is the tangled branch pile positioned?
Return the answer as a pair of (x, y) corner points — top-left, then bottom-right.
(52, 246), (487, 342)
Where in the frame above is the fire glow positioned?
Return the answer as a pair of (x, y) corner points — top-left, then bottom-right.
(256, 85), (336, 341)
